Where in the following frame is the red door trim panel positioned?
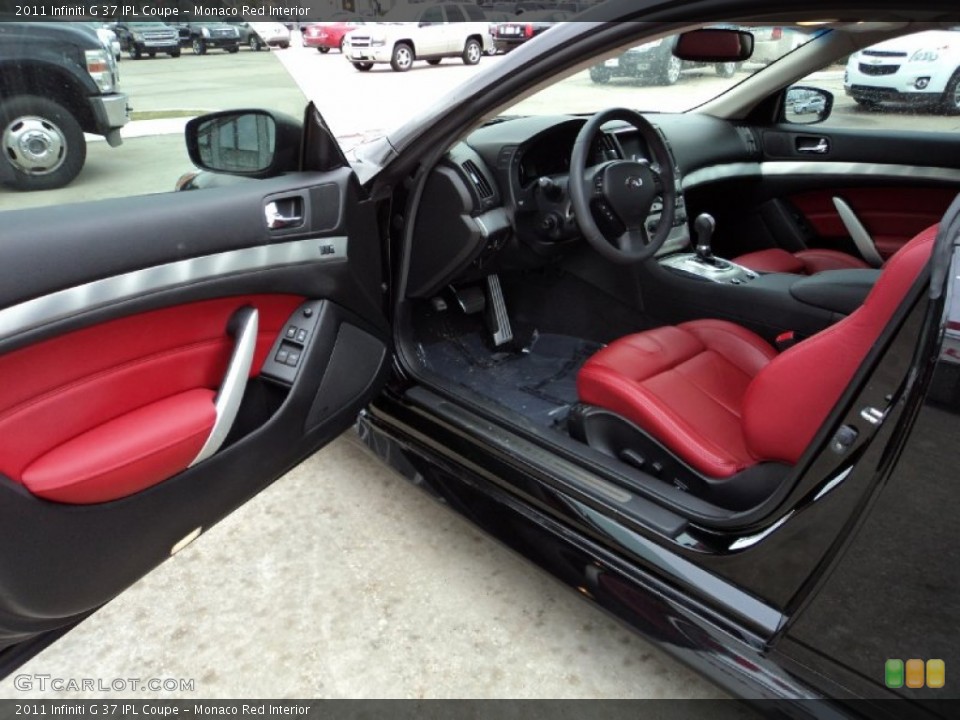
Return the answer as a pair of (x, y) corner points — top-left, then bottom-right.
(790, 187), (956, 259)
(0, 295), (302, 500)
(22, 389), (216, 504)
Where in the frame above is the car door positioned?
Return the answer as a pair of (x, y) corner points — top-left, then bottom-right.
(744, 123), (959, 261)
(712, 55), (960, 264)
(416, 5), (448, 56)
(442, 4), (467, 53)
(0, 106), (389, 669)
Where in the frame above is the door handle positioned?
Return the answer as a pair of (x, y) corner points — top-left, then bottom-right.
(265, 200), (304, 230)
(832, 196), (885, 268)
(189, 306), (259, 467)
(796, 136), (830, 154)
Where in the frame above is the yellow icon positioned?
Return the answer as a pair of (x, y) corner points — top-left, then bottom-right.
(926, 659), (945, 689)
(906, 659), (925, 688)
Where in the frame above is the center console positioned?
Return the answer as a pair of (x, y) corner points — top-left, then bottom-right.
(646, 212), (880, 343)
(659, 253), (758, 285)
(658, 212), (758, 285)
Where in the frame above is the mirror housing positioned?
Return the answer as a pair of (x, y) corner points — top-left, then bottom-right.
(185, 110), (302, 178)
(674, 28), (754, 63)
(784, 86), (834, 124)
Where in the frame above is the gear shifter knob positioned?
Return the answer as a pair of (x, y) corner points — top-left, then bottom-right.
(694, 213), (716, 263)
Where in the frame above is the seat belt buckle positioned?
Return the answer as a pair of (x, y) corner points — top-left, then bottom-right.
(775, 330), (798, 352)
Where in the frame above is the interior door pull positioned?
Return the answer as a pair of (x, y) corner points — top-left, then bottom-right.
(189, 306), (259, 467)
(265, 200), (304, 230)
(796, 137), (830, 154)
(832, 196), (885, 268)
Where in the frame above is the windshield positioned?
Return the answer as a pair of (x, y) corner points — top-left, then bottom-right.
(507, 25), (816, 116)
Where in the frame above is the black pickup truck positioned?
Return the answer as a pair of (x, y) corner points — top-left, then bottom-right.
(0, 22), (130, 191)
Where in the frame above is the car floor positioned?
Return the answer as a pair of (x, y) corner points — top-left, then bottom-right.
(413, 310), (602, 430)
(0, 433), (726, 699)
(406, 267), (655, 433)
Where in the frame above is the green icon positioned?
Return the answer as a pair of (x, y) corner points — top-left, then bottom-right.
(886, 659), (904, 688)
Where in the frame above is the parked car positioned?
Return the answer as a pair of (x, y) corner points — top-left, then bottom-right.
(844, 29), (960, 113)
(750, 25), (808, 64)
(0, 22), (128, 190)
(112, 21), (181, 60)
(4, 8), (960, 712)
(589, 35), (741, 85)
(228, 22), (292, 51)
(80, 22), (121, 62)
(303, 20), (367, 53)
(787, 85), (828, 114)
(343, 3), (495, 71)
(491, 11), (568, 53)
(169, 22), (241, 55)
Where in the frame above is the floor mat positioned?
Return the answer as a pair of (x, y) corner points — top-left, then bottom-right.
(417, 330), (603, 428)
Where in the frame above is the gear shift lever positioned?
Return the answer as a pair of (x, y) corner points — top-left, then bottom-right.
(694, 213), (718, 265)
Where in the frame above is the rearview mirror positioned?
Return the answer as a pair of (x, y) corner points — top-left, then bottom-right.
(673, 28), (754, 63)
(185, 110), (302, 178)
(784, 86), (834, 125)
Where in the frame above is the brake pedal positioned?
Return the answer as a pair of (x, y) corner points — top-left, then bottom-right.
(449, 284), (486, 315)
(485, 274), (513, 348)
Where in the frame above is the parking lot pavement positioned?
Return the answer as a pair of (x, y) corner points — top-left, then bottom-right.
(0, 434), (726, 700)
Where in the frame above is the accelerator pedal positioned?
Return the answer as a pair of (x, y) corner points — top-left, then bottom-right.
(485, 274), (513, 348)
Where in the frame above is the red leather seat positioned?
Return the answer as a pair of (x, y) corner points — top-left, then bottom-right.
(734, 247), (871, 275)
(577, 224), (938, 478)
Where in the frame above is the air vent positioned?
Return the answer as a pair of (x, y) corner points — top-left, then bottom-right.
(462, 160), (494, 200)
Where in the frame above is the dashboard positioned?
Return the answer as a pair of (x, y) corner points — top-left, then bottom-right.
(405, 112), (763, 299)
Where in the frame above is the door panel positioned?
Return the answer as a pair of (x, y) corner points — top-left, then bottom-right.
(0, 295), (302, 503)
(789, 186), (957, 259)
(0, 167), (388, 650)
(716, 126), (960, 261)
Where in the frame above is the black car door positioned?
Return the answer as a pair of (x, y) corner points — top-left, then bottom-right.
(0, 109), (389, 670)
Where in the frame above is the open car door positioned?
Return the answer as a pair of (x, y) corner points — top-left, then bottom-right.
(0, 105), (389, 671)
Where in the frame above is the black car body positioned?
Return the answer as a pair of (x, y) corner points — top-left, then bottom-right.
(2, 3), (960, 713)
(492, 11), (567, 53)
(169, 22), (241, 55)
(112, 21), (181, 59)
(0, 22), (128, 190)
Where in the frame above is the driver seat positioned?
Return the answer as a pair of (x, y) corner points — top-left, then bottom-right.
(575, 223), (937, 481)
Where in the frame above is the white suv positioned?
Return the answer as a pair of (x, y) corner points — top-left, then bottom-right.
(343, 4), (494, 72)
(845, 29), (960, 113)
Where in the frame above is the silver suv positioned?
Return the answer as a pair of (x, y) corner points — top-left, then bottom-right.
(343, 5), (495, 72)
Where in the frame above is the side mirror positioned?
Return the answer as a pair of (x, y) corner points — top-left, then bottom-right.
(185, 110), (302, 178)
(784, 86), (834, 125)
(674, 28), (754, 63)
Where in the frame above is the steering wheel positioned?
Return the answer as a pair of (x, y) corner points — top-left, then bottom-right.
(568, 108), (677, 264)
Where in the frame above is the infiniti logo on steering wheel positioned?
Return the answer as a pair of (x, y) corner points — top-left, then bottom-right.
(625, 176), (643, 189)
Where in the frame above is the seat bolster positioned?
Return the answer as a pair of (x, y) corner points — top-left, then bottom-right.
(742, 319), (864, 465)
(744, 224), (939, 464)
(734, 248), (806, 274)
(795, 249), (871, 273)
(679, 319), (776, 377)
(577, 364), (751, 477)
